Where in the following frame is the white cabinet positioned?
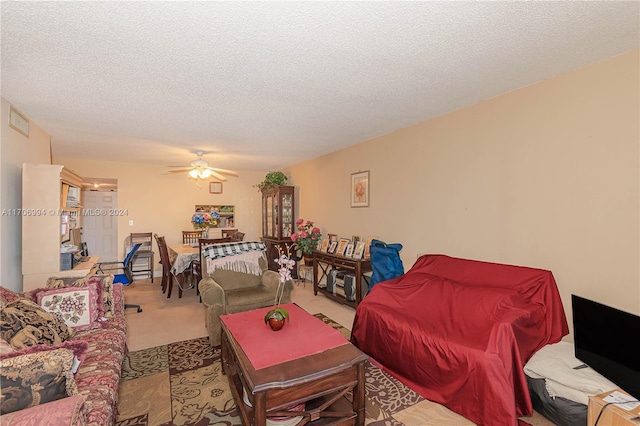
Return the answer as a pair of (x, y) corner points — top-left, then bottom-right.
(22, 164), (96, 291)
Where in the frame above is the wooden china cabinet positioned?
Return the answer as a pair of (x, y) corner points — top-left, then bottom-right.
(260, 185), (296, 274)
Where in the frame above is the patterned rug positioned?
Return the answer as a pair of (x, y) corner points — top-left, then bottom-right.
(115, 313), (472, 426)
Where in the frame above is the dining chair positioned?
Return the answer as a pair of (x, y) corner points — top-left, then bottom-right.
(182, 230), (203, 244)
(232, 231), (245, 242)
(154, 234), (178, 298)
(95, 243), (143, 312)
(221, 229), (237, 239)
(130, 232), (154, 282)
(191, 237), (233, 292)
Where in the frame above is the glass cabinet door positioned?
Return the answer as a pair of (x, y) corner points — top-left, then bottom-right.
(261, 185), (295, 239)
(266, 195), (273, 237)
(282, 193), (292, 238)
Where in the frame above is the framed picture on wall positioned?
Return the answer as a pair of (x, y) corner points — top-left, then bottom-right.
(209, 182), (223, 194)
(351, 170), (369, 208)
(9, 105), (29, 137)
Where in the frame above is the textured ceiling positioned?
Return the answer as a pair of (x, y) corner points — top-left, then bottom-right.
(1, 1), (638, 171)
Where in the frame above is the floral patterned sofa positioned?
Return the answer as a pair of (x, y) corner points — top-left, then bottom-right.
(0, 275), (128, 425)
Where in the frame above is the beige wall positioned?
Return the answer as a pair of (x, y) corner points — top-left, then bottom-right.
(3, 49), (638, 328)
(52, 157), (267, 277)
(286, 50), (640, 326)
(1, 98), (52, 291)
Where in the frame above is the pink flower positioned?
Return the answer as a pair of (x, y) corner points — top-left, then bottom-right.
(290, 218), (323, 255)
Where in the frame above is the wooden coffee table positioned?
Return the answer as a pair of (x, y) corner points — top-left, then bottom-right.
(220, 306), (368, 426)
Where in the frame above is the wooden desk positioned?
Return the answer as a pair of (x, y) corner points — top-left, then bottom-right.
(588, 388), (640, 426)
(23, 255), (100, 291)
(312, 251), (371, 308)
(78, 255), (100, 275)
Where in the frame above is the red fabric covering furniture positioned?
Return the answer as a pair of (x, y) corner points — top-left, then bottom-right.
(350, 254), (568, 426)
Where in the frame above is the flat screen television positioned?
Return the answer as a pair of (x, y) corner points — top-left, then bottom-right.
(572, 294), (640, 400)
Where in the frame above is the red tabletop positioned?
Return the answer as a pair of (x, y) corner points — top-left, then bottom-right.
(220, 303), (349, 370)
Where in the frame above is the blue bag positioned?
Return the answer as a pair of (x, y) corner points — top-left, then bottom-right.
(369, 239), (404, 290)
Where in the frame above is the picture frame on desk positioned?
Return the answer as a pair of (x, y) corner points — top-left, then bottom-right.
(364, 236), (375, 259)
(320, 238), (329, 253)
(353, 241), (365, 259)
(327, 241), (338, 254)
(336, 238), (350, 256)
(345, 243), (354, 257)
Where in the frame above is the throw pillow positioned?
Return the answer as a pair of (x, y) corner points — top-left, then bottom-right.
(0, 286), (21, 309)
(0, 338), (14, 355)
(0, 340), (88, 374)
(0, 347), (79, 414)
(0, 394), (88, 425)
(0, 299), (75, 349)
(37, 281), (103, 331)
(47, 274), (116, 318)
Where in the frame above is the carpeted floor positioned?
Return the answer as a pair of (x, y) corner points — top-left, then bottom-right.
(116, 313), (475, 426)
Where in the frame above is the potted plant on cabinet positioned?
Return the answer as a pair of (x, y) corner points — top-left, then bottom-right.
(264, 247), (295, 331)
(255, 171), (288, 192)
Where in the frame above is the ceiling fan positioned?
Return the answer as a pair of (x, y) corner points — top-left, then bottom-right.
(167, 151), (239, 181)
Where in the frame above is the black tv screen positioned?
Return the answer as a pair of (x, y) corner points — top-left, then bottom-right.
(572, 294), (640, 400)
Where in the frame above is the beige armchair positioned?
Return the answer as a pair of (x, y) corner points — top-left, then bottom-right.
(198, 255), (294, 346)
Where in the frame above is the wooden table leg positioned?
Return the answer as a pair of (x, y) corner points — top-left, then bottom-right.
(354, 362), (366, 426)
(254, 392), (267, 426)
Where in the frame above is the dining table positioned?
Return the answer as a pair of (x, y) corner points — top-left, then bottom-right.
(167, 243), (199, 288)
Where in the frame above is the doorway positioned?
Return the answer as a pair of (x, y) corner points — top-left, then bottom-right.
(81, 178), (118, 262)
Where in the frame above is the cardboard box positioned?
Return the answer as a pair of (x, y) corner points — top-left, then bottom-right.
(588, 389), (640, 426)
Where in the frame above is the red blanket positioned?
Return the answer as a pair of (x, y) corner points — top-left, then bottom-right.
(351, 255), (568, 426)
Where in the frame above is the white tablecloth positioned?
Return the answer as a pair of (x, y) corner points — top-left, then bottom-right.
(168, 244), (199, 275)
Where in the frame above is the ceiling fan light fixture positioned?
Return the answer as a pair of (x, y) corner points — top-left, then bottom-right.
(168, 152), (238, 183)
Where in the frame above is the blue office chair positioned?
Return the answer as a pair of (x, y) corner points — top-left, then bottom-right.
(96, 243), (143, 312)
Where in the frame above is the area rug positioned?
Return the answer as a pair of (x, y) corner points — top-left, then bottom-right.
(115, 313), (473, 426)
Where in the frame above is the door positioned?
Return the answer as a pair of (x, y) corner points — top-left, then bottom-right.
(82, 190), (118, 262)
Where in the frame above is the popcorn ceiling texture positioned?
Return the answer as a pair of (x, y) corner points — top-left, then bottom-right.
(1, 1), (638, 169)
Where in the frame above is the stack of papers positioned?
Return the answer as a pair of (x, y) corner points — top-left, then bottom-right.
(60, 244), (78, 253)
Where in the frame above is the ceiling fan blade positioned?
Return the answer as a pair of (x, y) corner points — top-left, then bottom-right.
(167, 165), (190, 167)
(209, 167), (239, 177)
(208, 170), (228, 181)
(167, 169), (191, 173)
